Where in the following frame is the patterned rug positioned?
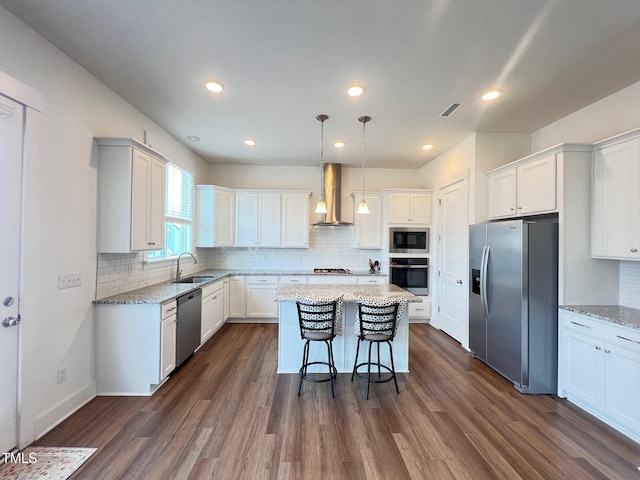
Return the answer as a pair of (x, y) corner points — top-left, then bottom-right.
(0, 447), (97, 480)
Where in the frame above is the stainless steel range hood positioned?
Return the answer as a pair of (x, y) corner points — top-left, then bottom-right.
(313, 163), (352, 226)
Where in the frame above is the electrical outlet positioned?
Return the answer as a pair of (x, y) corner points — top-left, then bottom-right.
(58, 273), (82, 290)
(57, 366), (67, 384)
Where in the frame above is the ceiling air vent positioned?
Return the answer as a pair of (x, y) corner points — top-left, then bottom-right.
(439, 102), (463, 118)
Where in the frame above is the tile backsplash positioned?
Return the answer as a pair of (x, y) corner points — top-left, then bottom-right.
(619, 261), (640, 308)
(96, 226), (384, 299)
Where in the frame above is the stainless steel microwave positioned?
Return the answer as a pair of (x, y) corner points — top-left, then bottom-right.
(389, 227), (429, 254)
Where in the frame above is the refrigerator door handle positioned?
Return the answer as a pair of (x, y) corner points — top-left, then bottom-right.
(480, 245), (490, 320)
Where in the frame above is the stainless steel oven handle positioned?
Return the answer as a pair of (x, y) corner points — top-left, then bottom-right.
(389, 265), (428, 269)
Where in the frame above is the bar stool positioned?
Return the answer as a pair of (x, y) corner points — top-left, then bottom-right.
(295, 295), (343, 398)
(351, 297), (406, 399)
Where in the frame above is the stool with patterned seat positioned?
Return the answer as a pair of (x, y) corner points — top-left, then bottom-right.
(351, 297), (406, 399)
(295, 295), (343, 398)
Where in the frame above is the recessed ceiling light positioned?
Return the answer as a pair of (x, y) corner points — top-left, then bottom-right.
(421, 144), (433, 150)
(334, 142), (345, 148)
(205, 80), (225, 93)
(244, 138), (256, 146)
(481, 89), (502, 101)
(187, 135), (200, 142)
(347, 84), (365, 97)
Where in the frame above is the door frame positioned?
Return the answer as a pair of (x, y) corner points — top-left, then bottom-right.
(433, 168), (470, 347)
(0, 70), (42, 450)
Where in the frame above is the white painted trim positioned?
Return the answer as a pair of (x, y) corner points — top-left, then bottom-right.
(0, 70), (43, 112)
(33, 382), (96, 441)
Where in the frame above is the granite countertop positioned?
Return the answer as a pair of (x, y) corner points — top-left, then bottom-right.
(560, 305), (640, 330)
(94, 269), (389, 305)
(274, 284), (422, 303)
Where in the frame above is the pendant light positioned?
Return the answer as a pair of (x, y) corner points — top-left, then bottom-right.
(314, 114), (329, 214)
(357, 115), (371, 214)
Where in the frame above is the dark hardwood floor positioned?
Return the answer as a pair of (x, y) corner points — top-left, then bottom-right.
(35, 323), (639, 479)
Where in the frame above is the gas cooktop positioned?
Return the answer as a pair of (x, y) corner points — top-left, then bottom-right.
(313, 268), (351, 274)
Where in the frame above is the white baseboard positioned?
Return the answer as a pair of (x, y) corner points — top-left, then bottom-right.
(33, 382), (96, 441)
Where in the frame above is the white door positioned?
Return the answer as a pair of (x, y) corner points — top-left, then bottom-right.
(0, 94), (24, 453)
(437, 177), (469, 345)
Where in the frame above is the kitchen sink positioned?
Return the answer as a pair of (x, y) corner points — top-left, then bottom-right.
(174, 276), (212, 284)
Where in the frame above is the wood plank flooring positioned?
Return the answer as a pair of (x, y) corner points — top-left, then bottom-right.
(35, 323), (639, 479)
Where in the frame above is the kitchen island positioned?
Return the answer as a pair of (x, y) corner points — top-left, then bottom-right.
(274, 284), (422, 374)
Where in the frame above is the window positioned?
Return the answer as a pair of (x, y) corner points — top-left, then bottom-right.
(147, 163), (194, 260)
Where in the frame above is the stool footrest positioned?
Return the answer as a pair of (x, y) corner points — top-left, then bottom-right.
(300, 361), (337, 384)
(353, 362), (395, 384)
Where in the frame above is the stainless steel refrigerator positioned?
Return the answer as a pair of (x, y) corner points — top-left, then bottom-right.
(469, 219), (558, 394)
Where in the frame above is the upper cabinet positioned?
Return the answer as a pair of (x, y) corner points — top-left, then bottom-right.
(592, 132), (640, 260)
(96, 138), (167, 253)
(352, 192), (382, 249)
(195, 185), (235, 247)
(386, 191), (432, 225)
(487, 153), (556, 219)
(235, 191), (281, 247)
(281, 192), (310, 248)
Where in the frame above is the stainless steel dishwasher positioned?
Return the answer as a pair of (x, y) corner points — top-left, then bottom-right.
(176, 289), (202, 367)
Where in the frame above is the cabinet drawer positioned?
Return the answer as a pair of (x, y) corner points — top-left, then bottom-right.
(357, 276), (387, 285)
(409, 300), (431, 318)
(562, 310), (640, 350)
(161, 300), (177, 320)
(562, 310), (608, 336)
(245, 275), (279, 285)
(202, 280), (224, 298)
(279, 276), (308, 285)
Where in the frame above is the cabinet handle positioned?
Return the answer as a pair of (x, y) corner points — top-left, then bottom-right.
(510, 208), (515, 211)
(570, 321), (591, 329)
(631, 249), (638, 253)
(617, 335), (640, 345)
(595, 346), (602, 350)
(517, 206), (523, 210)
(148, 242), (156, 245)
(604, 349), (611, 354)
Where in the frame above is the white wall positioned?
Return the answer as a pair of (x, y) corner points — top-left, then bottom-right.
(531, 79), (640, 151)
(530, 80), (640, 307)
(0, 7), (208, 444)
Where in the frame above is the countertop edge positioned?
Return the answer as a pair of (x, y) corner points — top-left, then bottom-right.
(560, 305), (640, 330)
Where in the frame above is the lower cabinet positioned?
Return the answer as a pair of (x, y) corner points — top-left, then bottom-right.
(229, 276), (246, 318)
(246, 276), (279, 318)
(408, 296), (431, 321)
(201, 279), (225, 344)
(96, 299), (177, 396)
(559, 309), (640, 443)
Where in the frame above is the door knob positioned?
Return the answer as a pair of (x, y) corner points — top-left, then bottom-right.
(456, 279), (463, 284)
(2, 316), (20, 328)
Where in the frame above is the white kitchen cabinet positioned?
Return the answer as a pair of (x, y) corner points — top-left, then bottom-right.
(229, 276), (246, 318)
(281, 192), (310, 248)
(195, 185), (235, 247)
(245, 276), (279, 318)
(160, 301), (177, 381)
(408, 296), (431, 321)
(352, 192), (382, 249)
(386, 191), (432, 224)
(235, 191), (281, 247)
(356, 275), (387, 285)
(487, 153), (556, 219)
(308, 275), (358, 285)
(223, 277), (230, 321)
(96, 137), (167, 253)
(279, 276), (308, 285)
(559, 309), (640, 443)
(96, 299), (177, 395)
(201, 279), (225, 344)
(592, 134), (640, 260)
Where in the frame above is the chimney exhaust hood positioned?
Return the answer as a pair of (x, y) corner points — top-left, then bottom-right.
(313, 163), (352, 226)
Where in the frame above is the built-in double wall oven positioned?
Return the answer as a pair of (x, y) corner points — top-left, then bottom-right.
(389, 257), (429, 295)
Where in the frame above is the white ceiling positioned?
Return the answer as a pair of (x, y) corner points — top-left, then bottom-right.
(3, 0), (640, 168)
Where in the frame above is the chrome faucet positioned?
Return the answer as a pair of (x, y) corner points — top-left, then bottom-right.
(176, 252), (197, 281)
